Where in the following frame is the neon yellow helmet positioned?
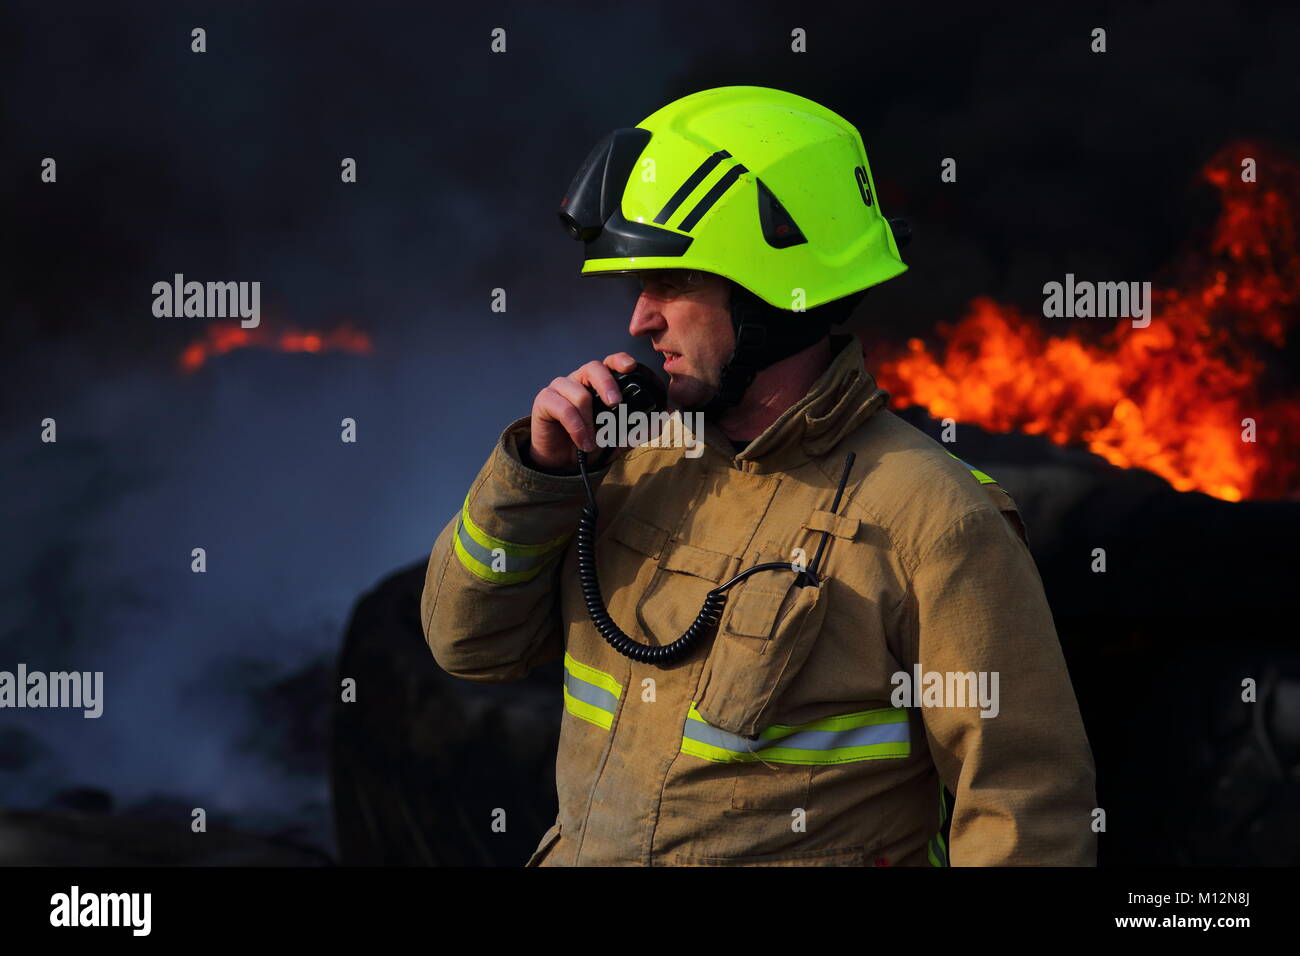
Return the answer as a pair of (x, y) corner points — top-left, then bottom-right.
(558, 85), (909, 409)
(559, 85), (907, 308)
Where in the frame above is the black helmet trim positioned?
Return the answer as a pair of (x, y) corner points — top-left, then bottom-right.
(653, 149), (731, 225)
(588, 209), (694, 260)
(676, 163), (748, 232)
(559, 127), (694, 260)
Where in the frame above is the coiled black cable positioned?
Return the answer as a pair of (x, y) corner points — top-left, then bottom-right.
(574, 448), (856, 666)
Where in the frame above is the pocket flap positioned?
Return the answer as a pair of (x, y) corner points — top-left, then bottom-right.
(611, 513), (669, 558)
(725, 586), (787, 639)
(661, 541), (732, 581)
(802, 509), (859, 540)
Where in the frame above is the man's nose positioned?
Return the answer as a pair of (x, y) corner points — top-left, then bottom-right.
(628, 294), (665, 338)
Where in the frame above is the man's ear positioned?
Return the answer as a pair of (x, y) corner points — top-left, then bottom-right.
(721, 285), (738, 361)
(721, 278), (738, 331)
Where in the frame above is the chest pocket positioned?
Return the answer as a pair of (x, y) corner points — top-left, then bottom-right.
(607, 513), (734, 649)
(692, 542), (833, 739)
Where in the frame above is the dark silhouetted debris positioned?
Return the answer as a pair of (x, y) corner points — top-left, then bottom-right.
(330, 563), (561, 866)
(0, 809), (332, 866)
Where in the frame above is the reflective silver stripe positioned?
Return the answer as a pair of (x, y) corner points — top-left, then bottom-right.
(563, 668), (619, 715)
(683, 715), (910, 754)
(455, 519), (557, 576)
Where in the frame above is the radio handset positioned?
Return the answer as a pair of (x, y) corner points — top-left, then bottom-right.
(589, 362), (668, 418)
(583, 363), (668, 470)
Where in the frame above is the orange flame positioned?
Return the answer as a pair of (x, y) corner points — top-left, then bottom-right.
(178, 322), (372, 374)
(876, 141), (1300, 502)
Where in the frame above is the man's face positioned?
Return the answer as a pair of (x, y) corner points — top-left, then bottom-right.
(626, 269), (733, 410)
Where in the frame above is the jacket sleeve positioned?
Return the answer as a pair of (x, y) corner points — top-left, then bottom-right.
(421, 416), (610, 682)
(905, 501), (1098, 865)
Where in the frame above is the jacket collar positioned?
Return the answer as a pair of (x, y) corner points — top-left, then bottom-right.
(699, 333), (890, 474)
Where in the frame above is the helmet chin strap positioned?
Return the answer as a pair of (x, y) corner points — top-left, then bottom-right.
(698, 282), (866, 417)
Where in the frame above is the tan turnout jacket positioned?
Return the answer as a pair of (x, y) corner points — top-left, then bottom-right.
(421, 334), (1097, 866)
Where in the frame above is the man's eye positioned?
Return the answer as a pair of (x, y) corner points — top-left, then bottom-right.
(635, 274), (692, 298)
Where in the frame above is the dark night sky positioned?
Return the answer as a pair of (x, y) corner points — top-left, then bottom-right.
(2, 1), (1298, 854)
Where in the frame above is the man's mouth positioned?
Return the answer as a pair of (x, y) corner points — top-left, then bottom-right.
(656, 349), (683, 371)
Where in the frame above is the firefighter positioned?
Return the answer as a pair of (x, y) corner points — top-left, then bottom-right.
(421, 86), (1097, 865)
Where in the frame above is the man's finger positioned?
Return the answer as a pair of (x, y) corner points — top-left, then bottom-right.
(540, 389), (595, 452)
(551, 376), (595, 424)
(605, 352), (638, 373)
(578, 361), (621, 406)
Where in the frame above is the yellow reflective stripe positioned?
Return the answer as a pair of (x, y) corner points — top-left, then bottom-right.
(681, 703), (911, 765)
(459, 492), (570, 556)
(562, 686), (614, 730)
(681, 736), (741, 763)
(562, 653), (623, 731)
(563, 653), (623, 701)
(761, 707), (909, 736)
(946, 450), (996, 484)
(453, 491), (571, 584)
(453, 533), (553, 584)
(680, 740), (911, 765)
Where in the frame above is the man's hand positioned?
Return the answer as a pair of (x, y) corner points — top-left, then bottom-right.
(527, 352), (638, 471)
